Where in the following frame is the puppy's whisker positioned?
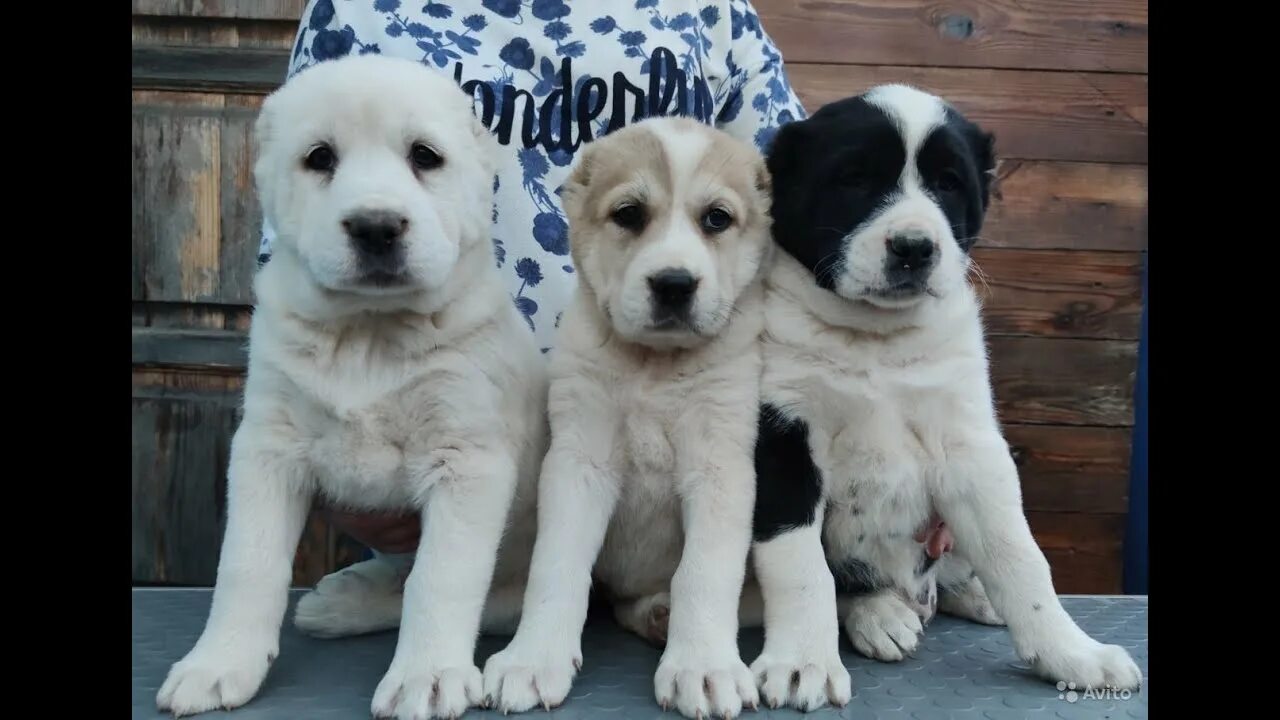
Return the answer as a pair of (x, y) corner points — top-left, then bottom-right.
(966, 258), (993, 297)
(812, 250), (845, 285)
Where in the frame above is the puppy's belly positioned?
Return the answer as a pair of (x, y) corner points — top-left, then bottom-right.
(823, 448), (936, 599)
(594, 471), (683, 600)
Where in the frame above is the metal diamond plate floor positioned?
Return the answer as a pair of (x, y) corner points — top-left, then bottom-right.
(133, 589), (1147, 719)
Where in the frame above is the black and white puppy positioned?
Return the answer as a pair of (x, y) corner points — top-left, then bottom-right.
(746, 85), (1142, 711)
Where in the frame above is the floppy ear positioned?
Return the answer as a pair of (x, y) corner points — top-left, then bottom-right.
(763, 119), (809, 190)
(467, 106), (501, 178)
(762, 119), (810, 231)
(750, 151), (774, 228)
(975, 130), (997, 212)
(252, 93), (278, 173)
(957, 128), (997, 252)
(754, 154), (773, 196)
(559, 139), (598, 219)
(252, 93), (281, 225)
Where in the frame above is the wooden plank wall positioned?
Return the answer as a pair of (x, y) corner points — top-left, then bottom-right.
(131, 1), (1148, 592)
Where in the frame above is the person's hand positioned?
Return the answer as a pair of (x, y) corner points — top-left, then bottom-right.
(324, 507), (421, 554)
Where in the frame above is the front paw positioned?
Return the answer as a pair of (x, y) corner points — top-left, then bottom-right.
(751, 649), (850, 712)
(654, 646), (758, 719)
(481, 638), (581, 713)
(1031, 635), (1142, 691)
(843, 591), (923, 661)
(156, 640), (276, 716)
(372, 661), (483, 720)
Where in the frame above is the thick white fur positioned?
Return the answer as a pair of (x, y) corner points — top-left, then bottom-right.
(154, 55), (546, 720)
(482, 118), (772, 720)
(752, 84), (1142, 697)
(749, 518), (851, 711)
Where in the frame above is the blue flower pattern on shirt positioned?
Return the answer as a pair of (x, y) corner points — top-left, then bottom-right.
(264, 0), (805, 351)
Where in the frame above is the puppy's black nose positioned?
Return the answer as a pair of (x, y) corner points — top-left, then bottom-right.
(344, 210), (408, 256)
(886, 232), (936, 272)
(648, 268), (699, 310)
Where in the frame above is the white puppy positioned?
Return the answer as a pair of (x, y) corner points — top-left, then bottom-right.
(482, 117), (774, 720)
(155, 55), (546, 720)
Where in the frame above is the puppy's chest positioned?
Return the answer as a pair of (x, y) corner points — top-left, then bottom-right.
(286, 348), (452, 501)
(599, 376), (692, 596)
(617, 377), (683, 477)
(765, 344), (957, 514)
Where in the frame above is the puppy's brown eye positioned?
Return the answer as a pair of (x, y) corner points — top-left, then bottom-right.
(701, 207), (733, 234)
(304, 144), (336, 172)
(936, 170), (962, 193)
(611, 204), (646, 231)
(410, 143), (443, 171)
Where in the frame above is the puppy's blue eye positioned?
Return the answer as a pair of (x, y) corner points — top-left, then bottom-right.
(701, 207), (733, 233)
(411, 143), (443, 171)
(304, 144), (336, 172)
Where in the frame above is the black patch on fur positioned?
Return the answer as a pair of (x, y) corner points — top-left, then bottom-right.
(752, 404), (823, 542)
(765, 99), (905, 291)
(830, 557), (886, 595)
(920, 107), (996, 251)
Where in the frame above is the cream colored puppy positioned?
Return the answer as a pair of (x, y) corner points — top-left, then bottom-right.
(155, 55), (545, 720)
(483, 117), (774, 720)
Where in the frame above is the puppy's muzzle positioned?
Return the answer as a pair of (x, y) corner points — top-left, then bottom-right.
(647, 268), (699, 325)
(882, 229), (936, 292)
(344, 210), (408, 280)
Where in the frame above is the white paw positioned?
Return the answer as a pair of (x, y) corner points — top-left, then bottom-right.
(938, 576), (1005, 627)
(372, 661), (483, 720)
(156, 640), (276, 716)
(294, 558), (404, 638)
(844, 592), (923, 662)
(481, 637), (581, 713)
(654, 646), (759, 719)
(1031, 634), (1142, 691)
(751, 650), (851, 712)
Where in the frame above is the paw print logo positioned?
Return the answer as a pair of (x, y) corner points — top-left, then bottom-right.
(1056, 681), (1078, 703)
